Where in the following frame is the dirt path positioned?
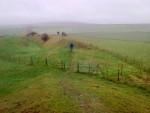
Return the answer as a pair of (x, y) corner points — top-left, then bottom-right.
(58, 70), (111, 113)
(58, 55), (108, 113)
(59, 77), (94, 113)
(0, 71), (106, 113)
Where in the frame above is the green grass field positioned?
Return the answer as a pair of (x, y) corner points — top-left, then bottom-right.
(69, 32), (150, 73)
(0, 34), (150, 113)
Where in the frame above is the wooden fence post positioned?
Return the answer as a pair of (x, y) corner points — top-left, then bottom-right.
(30, 56), (33, 65)
(117, 64), (120, 81)
(77, 63), (80, 73)
(106, 65), (109, 77)
(139, 60), (143, 73)
(120, 64), (123, 76)
(61, 61), (63, 69)
(63, 62), (66, 70)
(96, 64), (99, 75)
(88, 64), (91, 73)
(103, 64), (108, 79)
(100, 64), (104, 78)
(45, 57), (48, 65)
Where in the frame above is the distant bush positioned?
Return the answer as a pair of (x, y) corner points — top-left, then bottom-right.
(26, 31), (38, 37)
(41, 33), (49, 42)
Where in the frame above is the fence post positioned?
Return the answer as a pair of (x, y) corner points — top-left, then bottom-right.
(120, 64), (123, 76)
(117, 64), (120, 81)
(139, 60), (143, 73)
(63, 62), (66, 70)
(30, 56), (33, 65)
(96, 64), (99, 75)
(45, 57), (48, 65)
(88, 64), (91, 73)
(106, 65), (109, 78)
(61, 61), (63, 69)
(77, 63), (80, 73)
(103, 65), (108, 79)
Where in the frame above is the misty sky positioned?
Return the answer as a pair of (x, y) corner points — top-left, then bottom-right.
(0, 0), (150, 25)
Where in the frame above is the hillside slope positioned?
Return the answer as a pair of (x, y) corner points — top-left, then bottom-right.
(0, 37), (149, 113)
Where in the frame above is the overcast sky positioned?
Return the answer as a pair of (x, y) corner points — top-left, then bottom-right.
(0, 0), (150, 25)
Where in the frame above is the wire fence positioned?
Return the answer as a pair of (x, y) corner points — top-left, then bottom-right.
(0, 53), (149, 91)
(0, 55), (132, 82)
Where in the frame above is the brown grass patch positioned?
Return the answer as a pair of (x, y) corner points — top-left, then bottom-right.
(74, 41), (97, 49)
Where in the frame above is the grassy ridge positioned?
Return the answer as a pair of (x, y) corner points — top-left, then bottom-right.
(68, 34), (150, 73)
(0, 36), (149, 113)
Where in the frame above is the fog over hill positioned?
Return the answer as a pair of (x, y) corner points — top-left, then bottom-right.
(0, 22), (150, 35)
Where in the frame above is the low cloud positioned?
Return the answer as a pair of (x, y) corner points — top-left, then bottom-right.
(0, 0), (150, 25)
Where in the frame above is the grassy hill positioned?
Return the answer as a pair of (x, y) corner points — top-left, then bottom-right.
(69, 32), (150, 73)
(0, 36), (150, 113)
